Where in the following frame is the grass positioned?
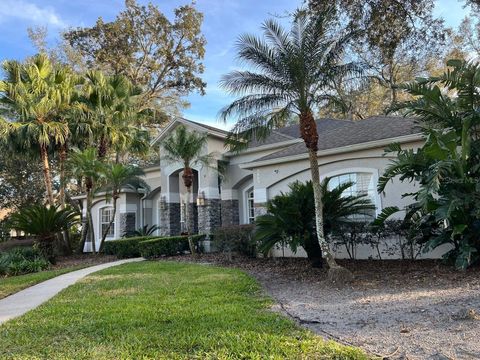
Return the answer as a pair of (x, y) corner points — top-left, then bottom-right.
(0, 265), (89, 299)
(0, 261), (369, 359)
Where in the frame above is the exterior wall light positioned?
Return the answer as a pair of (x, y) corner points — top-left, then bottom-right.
(196, 191), (206, 206)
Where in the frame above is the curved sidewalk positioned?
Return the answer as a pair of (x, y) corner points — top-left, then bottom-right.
(0, 257), (144, 325)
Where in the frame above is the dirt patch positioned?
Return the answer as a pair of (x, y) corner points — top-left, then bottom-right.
(52, 254), (117, 269)
(162, 254), (480, 359)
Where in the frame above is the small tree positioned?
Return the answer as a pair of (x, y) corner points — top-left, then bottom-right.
(68, 148), (105, 253)
(162, 125), (218, 254)
(255, 179), (374, 267)
(99, 163), (149, 250)
(9, 205), (79, 263)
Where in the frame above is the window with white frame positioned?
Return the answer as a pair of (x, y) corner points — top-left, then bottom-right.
(100, 207), (115, 237)
(247, 188), (255, 224)
(327, 172), (377, 219)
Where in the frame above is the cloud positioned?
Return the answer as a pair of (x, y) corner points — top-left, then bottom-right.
(0, 1), (66, 28)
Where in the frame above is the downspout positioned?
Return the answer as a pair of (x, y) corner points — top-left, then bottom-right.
(139, 189), (148, 229)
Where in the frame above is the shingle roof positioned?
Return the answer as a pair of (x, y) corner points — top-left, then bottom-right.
(255, 116), (421, 162)
(247, 118), (349, 148)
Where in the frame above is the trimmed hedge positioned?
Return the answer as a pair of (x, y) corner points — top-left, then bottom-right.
(139, 235), (206, 259)
(103, 236), (158, 258)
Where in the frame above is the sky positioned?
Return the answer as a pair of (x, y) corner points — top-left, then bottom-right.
(0, 0), (472, 130)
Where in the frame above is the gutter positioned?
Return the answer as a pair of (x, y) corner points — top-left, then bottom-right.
(239, 133), (423, 169)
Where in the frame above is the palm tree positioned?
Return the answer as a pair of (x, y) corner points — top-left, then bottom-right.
(220, 8), (361, 280)
(68, 148), (105, 253)
(9, 205), (79, 263)
(162, 125), (217, 254)
(79, 71), (146, 160)
(99, 163), (149, 250)
(0, 54), (71, 205)
(255, 179), (375, 267)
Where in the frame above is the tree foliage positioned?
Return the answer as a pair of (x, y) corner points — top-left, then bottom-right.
(309, 0), (448, 118)
(379, 60), (480, 269)
(64, 0), (206, 116)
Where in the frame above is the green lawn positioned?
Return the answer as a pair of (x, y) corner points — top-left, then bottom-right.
(0, 261), (369, 359)
(0, 265), (89, 299)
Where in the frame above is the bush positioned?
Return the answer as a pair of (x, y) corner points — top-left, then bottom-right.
(213, 225), (256, 257)
(0, 247), (50, 276)
(103, 236), (157, 258)
(139, 235), (205, 259)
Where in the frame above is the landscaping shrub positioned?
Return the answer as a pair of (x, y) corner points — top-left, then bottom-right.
(139, 235), (205, 259)
(0, 247), (49, 276)
(103, 236), (157, 258)
(213, 225), (256, 258)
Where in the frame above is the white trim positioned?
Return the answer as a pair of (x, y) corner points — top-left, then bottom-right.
(224, 138), (303, 156)
(98, 205), (116, 240)
(239, 133), (423, 169)
(151, 117), (227, 145)
(245, 186), (255, 225)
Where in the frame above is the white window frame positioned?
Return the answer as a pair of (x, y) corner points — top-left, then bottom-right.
(99, 207), (115, 239)
(246, 187), (255, 224)
(321, 167), (382, 217)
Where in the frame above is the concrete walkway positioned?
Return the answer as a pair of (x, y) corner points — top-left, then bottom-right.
(0, 258), (144, 325)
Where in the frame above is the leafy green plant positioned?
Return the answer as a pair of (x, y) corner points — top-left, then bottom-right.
(139, 235), (205, 259)
(9, 205), (79, 263)
(124, 224), (160, 238)
(379, 60), (480, 269)
(0, 247), (49, 276)
(255, 179), (374, 267)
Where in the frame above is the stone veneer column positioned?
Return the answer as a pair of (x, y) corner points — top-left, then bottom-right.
(197, 199), (221, 240)
(221, 199), (239, 226)
(119, 212), (136, 237)
(159, 197), (181, 236)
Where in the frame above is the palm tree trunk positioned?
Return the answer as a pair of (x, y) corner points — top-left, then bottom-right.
(185, 185), (196, 255)
(40, 143), (55, 206)
(86, 190), (96, 254)
(182, 166), (196, 255)
(307, 148), (339, 268)
(58, 143), (72, 254)
(300, 109), (352, 282)
(100, 196), (117, 252)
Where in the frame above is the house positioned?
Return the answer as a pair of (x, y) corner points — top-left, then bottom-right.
(79, 116), (449, 259)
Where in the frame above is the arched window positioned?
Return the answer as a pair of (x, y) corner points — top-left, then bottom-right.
(327, 172), (377, 219)
(247, 188), (255, 224)
(100, 207), (115, 238)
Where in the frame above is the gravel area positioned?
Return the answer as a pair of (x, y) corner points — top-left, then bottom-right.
(166, 254), (480, 359)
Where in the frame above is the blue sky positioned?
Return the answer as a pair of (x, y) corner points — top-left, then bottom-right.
(0, 0), (471, 129)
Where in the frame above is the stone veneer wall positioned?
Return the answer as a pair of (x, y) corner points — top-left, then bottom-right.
(221, 199), (239, 227)
(159, 199), (181, 236)
(198, 199), (221, 237)
(186, 203), (198, 234)
(119, 212), (136, 237)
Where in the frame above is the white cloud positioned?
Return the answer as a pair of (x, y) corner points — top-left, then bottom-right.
(0, 1), (66, 28)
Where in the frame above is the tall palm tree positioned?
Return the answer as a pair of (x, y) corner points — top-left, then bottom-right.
(99, 163), (149, 250)
(220, 7), (360, 280)
(0, 54), (70, 205)
(162, 125), (217, 254)
(68, 148), (105, 253)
